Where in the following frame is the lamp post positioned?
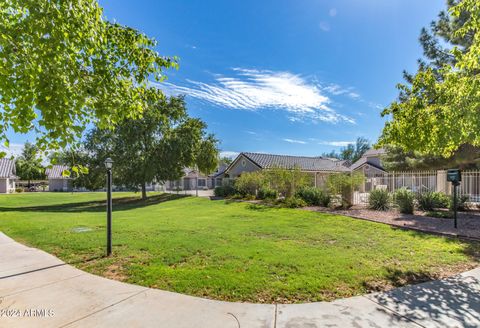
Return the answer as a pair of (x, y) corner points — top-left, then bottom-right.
(105, 158), (113, 256)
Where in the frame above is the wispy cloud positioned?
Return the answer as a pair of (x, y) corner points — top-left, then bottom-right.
(323, 84), (359, 100)
(160, 68), (355, 124)
(283, 138), (307, 144)
(329, 8), (337, 17)
(319, 21), (330, 32)
(319, 141), (354, 147)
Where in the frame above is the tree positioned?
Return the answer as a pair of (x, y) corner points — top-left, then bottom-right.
(379, 0), (480, 157)
(322, 137), (370, 163)
(381, 144), (480, 171)
(0, 0), (177, 155)
(85, 93), (218, 200)
(219, 156), (233, 166)
(16, 142), (45, 187)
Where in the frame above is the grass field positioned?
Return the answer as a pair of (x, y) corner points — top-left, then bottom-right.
(0, 192), (479, 303)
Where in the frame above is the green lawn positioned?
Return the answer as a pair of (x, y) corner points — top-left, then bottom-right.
(0, 192), (478, 303)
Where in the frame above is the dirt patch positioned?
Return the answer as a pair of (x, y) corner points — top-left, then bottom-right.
(303, 206), (480, 240)
(104, 264), (127, 281)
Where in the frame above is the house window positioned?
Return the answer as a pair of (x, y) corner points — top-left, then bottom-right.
(242, 160), (246, 167)
(198, 179), (206, 187)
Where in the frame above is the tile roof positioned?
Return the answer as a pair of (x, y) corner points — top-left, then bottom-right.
(241, 152), (351, 172)
(45, 165), (70, 179)
(363, 148), (386, 157)
(0, 158), (16, 179)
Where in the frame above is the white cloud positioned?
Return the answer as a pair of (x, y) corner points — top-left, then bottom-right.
(160, 68), (354, 124)
(220, 151), (239, 159)
(319, 141), (354, 147)
(0, 143), (24, 158)
(283, 138), (307, 144)
(319, 21), (330, 31)
(329, 8), (337, 17)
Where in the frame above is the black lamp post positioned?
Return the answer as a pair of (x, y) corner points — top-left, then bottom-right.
(105, 157), (113, 256)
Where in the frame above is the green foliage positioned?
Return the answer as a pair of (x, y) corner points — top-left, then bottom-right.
(326, 172), (364, 209)
(368, 189), (391, 211)
(379, 0), (480, 157)
(295, 187), (330, 207)
(322, 137), (370, 163)
(278, 197), (307, 208)
(0, 0), (177, 152)
(15, 142), (45, 185)
(234, 171), (267, 196)
(82, 95), (217, 199)
(257, 187), (278, 200)
(416, 191), (450, 211)
(381, 145), (480, 171)
(394, 188), (415, 214)
(214, 185), (236, 198)
(449, 194), (469, 211)
(266, 166), (313, 197)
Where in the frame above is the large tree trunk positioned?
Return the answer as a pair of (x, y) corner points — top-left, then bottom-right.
(141, 182), (147, 200)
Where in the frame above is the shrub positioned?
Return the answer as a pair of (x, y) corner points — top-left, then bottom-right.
(394, 188), (415, 214)
(326, 172), (365, 209)
(214, 185), (236, 198)
(265, 166), (313, 197)
(295, 187), (331, 207)
(234, 171), (267, 197)
(281, 197), (307, 208)
(368, 189), (390, 211)
(15, 187), (24, 193)
(416, 191), (450, 211)
(257, 187), (278, 200)
(449, 194), (469, 211)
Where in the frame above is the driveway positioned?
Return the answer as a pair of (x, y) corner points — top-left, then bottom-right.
(1, 232), (479, 327)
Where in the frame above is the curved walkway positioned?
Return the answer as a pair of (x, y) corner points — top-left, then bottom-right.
(1, 232), (479, 328)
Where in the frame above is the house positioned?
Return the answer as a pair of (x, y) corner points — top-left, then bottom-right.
(45, 165), (73, 192)
(349, 148), (386, 175)
(224, 152), (351, 187)
(0, 158), (17, 194)
(162, 163), (230, 191)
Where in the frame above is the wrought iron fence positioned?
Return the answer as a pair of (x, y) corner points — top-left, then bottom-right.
(351, 170), (480, 205)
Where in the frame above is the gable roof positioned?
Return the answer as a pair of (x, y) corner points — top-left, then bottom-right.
(0, 158), (16, 179)
(45, 165), (69, 179)
(363, 148), (386, 157)
(231, 152), (351, 172)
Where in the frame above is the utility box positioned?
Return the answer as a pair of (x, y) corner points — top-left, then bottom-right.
(447, 169), (461, 185)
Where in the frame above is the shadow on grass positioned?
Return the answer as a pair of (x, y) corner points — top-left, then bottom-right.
(0, 193), (188, 213)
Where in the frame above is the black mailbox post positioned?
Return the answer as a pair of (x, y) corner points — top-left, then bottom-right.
(447, 169), (461, 229)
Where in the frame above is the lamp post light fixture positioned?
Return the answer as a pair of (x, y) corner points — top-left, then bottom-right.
(105, 158), (113, 256)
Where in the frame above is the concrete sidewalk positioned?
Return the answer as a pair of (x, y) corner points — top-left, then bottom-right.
(1, 232), (479, 328)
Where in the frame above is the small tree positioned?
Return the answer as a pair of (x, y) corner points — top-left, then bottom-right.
(266, 166), (312, 197)
(16, 142), (45, 188)
(326, 172), (364, 208)
(234, 171), (267, 196)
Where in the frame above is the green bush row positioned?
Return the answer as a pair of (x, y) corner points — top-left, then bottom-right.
(368, 188), (468, 214)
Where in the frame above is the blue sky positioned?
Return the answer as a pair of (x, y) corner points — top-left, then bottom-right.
(5, 0), (445, 158)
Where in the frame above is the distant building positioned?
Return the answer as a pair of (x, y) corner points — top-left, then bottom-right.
(0, 158), (17, 194)
(349, 148), (386, 175)
(45, 165), (73, 192)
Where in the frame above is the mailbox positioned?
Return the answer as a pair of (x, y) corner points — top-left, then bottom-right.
(447, 169), (461, 184)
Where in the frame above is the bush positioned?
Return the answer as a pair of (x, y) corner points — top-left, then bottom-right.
(15, 187), (24, 193)
(257, 187), (278, 200)
(214, 185), (236, 198)
(416, 191), (450, 211)
(449, 194), (469, 211)
(295, 187), (330, 207)
(326, 172), (365, 209)
(368, 189), (390, 211)
(394, 188), (415, 214)
(281, 197), (307, 208)
(265, 166), (313, 197)
(234, 171), (267, 197)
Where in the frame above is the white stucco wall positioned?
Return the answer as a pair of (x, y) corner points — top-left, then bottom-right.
(48, 179), (72, 192)
(225, 155), (261, 178)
